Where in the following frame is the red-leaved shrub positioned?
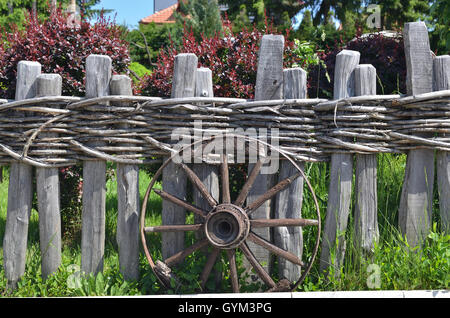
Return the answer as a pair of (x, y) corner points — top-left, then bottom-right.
(308, 33), (406, 98)
(0, 8), (130, 99)
(0, 8), (130, 241)
(136, 20), (300, 99)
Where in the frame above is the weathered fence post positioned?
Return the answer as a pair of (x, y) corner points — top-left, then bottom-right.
(274, 67), (307, 282)
(244, 34), (284, 280)
(192, 67), (221, 289)
(435, 55), (450, 233)
(3, 61), (41, 289)
(353, 64), (379, 255)
(36, 74), (63, 280)
(193, 67), (218, 216)
(162, 53), (197, 260)
(320, 49), (360, 274)
(110, 75), (140, 281)
(81, 55), (112, 275)
(398, 22), (434, 247)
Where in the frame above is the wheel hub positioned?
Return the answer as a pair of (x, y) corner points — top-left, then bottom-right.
(204, 204), (250, 249)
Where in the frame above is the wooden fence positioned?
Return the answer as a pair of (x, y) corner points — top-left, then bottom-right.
(0, 21), (449, 291)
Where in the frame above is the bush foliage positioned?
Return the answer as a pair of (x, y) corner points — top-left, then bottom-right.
(0, 8), (130, 239)
(137, 20), (406, 100)
(308, 32), (406, 98)
(0, 7), (130, 99)
(136, 20), (300, 99)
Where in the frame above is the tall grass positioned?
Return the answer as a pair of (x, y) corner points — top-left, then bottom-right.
(0, 154), (449, 296)
(298, 153), (449, 291)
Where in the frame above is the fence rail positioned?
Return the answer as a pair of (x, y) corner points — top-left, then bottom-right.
(1, 91), (450, 166)
(1, 21), (449, 291)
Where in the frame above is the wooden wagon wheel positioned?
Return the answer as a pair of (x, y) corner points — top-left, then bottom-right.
(140, 133), (321, 293)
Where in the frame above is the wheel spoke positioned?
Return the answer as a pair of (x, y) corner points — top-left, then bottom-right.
(245, 172), (302, 215)
(165, 238), (209, 267)
(144, 224), (203, 233)
(234, 159), (264, 207)
(226, 249), (239, 293)
(179, 162), (218, 208)
(154, 189), (208, 218)
(239, 243), (276, 289)
(200, 248), (221, 290)
(251, 218), (319, 228)
(247, 232), (304, 266)
(221, 154), (231, 204)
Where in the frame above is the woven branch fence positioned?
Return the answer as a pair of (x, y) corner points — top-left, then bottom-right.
(2, 91), (450, 166)
(1, 21), (449, 291)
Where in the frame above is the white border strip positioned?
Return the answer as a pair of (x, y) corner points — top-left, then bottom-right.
(134, 290), (449, 299)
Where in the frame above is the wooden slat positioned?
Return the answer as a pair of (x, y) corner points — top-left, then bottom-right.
(398, 22), (434, 247)
(112, 75), (140, 281)
(245, 35), (284, 281)
(251, 218), (319, 228)
(81, 54), (111, 275)
(145, 224), (203, 233)
(353, 64), (379, 255)
(3, 60), (41, 289)
(162, 53), (197, 260)
(36, 74), (62, 280)
(273, 68), (306, 281)
(435, 55), (450, 233)
(320, 49), (360, 274)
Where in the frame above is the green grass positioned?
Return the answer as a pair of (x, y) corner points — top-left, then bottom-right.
(0, 154), (449, 296)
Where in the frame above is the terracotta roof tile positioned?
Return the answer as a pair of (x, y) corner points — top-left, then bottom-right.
(140, 3), (178, 24)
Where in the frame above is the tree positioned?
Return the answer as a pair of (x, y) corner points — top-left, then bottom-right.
(126, 22), (177, 69)
(0, 0), (110, 31)
(219, 0), (305, 27)
(429, 0), (449, 53)
(77, 0), (113, 19)
(0, 0), (52, 30)
(300, 0), (431, 29)
(297, 9), (314, 39)
(231, 4), (251, 32)
(136, 20), (302, 99)
(264, 0), (305, 25)
(0, 6), (129, 98)
(174, 0), (223, 41)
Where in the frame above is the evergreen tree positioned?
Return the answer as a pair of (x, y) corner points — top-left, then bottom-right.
(127, 22), (177, 69)
(78, 0), (113, 20)
(429, 0), (450, 53)
(0, 0), (110, 31)
(175, 0), (223, 41)
(300, 0), (430, 29)
(296, 9), (315, 40)
(373, 0), (430, 30)
(232, 4), (251, 32)
(219, 0), (304, 26)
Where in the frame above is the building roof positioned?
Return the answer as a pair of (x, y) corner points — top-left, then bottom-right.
(140, 3), (178, 24)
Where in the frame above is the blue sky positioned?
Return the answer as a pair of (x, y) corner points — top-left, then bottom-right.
(91, 0), (155, 29)
(90, 0), (309, 30)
